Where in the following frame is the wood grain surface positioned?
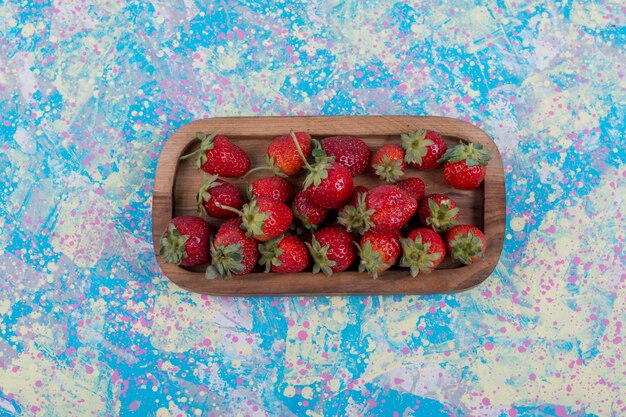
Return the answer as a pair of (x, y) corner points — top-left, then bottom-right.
(152, 116), (506, 296)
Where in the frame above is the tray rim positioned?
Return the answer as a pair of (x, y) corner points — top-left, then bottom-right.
(152, 115), (506, 296)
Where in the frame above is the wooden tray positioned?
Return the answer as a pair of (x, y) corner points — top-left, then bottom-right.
(152, 116), (505, 296)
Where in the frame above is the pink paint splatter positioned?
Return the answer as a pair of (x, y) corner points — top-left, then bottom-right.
(555, 405), (567, 416)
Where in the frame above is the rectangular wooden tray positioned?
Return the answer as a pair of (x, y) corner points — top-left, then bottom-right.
(152, 116), (505, 296)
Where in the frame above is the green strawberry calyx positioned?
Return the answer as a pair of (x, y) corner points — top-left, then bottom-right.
(449, 230), (485, 265)
(302, 159), (333, 190)
(305, 236), (337, 277)
(205, 241), (245, 280)
(425, 198), (459, 233)
(258, 236), (284, 273)
(311, 139), (330, 164)
(337, 192), (375, 235)
(372, 155), (405, 182)
(401, 129), (433, 165)
(196, 174), (222, 215)
(399, 236), (440, 277)
(289, 131), (335, 190)
(438, 141), (492, 167)
(180, 132), (219, 168)
(216, 199), (270, 239)
(159, 223), (189, 265)
(356, 240), (389, 280)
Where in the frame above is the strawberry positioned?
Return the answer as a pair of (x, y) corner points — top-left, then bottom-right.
(395, 177), (426, 202)
(400, 228), (446, 276)
(307, 226), (356, 276)
(320, 135), (371, 176)
(338, 184), (417, 234)
(417, 193), (460, 233)
(180, 132), (251, 177)
(196, 174), (244, 219)
(446, 225), (486, 265)
(258, 234), (310, 273)
(357, 230), (402, 279)
(438, 141), (492, 190)
(308, 160), (354, 209)
(292, 189), (329, 231)
(206, 218), (259, 279)
(371, 144), (406, 182)
(160, 216), (211, 267)
(217, 197), (293, 242)
(291, 133), (354, 209)
(248, 176), (295, 203)
(401, 129), (447, 170)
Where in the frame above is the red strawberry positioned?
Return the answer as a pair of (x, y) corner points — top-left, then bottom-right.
(446, 225), (486, 265)
(292, 189), (329, 231)
(439, 141), (492, 190)
(160, 216), (211, 267)
(217, 197), (293, 242)
(248, 176), (295, 203)
(196, 175), (244, 219)
(180, 132), (251, 177)
(206, 218), (259, 279)
(400, 228), (446, 276)
(371, 144), (406, 182)
(320, 136), (371, 176)
(338, 184), (417, 234)
(244, 132), (312, 178)
(269, 131), (313, 176)
(258, 234), (310, 273)
(291, 133), (354, 209)
(357, 230), (402, 279)
(395, 177), (426, 202)
(307, 226), (356, 276)
(307, 161), (354, 209)
(417, 193), (460, 233)
(401, 129), (447, 170)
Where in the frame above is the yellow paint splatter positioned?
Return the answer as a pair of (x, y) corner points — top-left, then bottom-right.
(510, 217), (525, 231)
(284, 385), (296, 397)
(21, 23), (35, 37)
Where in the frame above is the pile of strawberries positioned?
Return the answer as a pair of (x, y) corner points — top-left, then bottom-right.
(160, 129), (492, 280)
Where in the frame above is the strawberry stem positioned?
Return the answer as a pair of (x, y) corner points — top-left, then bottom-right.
(243, 165), (276, 178)
(179, 132), (218, 168)
(179, 148), (201, 160)
(290, 130), (313, 171)
(214, 201), (243, 217)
